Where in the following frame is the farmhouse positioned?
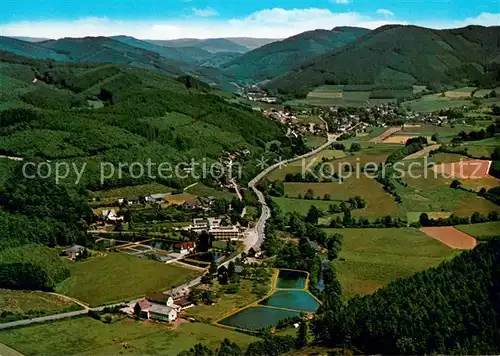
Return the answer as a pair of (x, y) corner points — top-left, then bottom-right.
(134, 299), (178, 322)
(100, 209), (122, 222)
(144, 193), (167, 203)
(63, 245), (85, 260)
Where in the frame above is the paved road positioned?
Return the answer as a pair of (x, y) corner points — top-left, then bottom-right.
(248, 135), (338, 251)
(0, 309), (89, 330)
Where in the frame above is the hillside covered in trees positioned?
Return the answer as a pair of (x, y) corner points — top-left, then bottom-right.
(0, 52), (291, 189)
(267, 25), (500, 95)
(221, 27), (369, 84)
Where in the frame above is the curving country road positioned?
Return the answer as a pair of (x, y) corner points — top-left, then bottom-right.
(247, 134), (338, 251)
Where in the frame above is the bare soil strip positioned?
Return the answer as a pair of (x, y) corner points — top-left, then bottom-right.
(370, 127), (401, 143)
(432, 160), (492, 179)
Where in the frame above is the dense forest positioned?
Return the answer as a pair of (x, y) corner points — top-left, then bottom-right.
(222, 27), (369, 83)
(314, 239), (500, 354)
(0, 52), (290, 189)
(267, 25), (500, 95)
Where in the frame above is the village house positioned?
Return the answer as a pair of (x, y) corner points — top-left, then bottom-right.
(99, 209), (122, 223)
(134, 299), (178, 322)
(182, 198), (201, 210)
(122, 196), (141, 205)
(144, 193), (167, 204)
(63, 245), (85, 260)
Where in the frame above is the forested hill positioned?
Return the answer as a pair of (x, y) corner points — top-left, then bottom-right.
(314, 238), (500, 355)
(267, 25), (500, 95)
(221, 27), (370, 84)
(0, 36), (242, 90)
(0, 52), (289, 189)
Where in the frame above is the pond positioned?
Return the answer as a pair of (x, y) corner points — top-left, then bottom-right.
(259, 290), (320, 313)
(143, 239), (176, 251)
(276, 270), (307, 289)
(189, 251), (225, 262)
(218, 306), (301, 331)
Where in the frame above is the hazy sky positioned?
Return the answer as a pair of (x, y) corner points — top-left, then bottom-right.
(1, 0), (499, 39)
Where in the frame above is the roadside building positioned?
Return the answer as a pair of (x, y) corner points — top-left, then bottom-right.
(63, 245), (85, 260)
(173, 242), (196, 255)
(144, 193), (167, 204)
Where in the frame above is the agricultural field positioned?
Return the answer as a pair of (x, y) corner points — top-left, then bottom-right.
(55, 253), (201, 306)
(284, 175), (405, 219)
(444, 87), (476, 99)
(465, 137), (500, 158)
(272, 197), (342, 215)
(304, 135), (327, 149)
(324, 228), (459, 299)
(454, 221), (500, 241)
(405, 93), (473, 112)
(288, 86), (397, 107)
(0, 290), (81, 323)
(398, 173), (499, 216)
(420, 227), (477, 249)
(184, 183), (236, 200)
(0, 317), (258, 356)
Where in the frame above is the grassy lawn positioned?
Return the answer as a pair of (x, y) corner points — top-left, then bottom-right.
(185, 183), (236, 200)
(0, 290), (81, 323)
(0, 317), (258, 356)
(325, 228), (459, 299)
(56, 253), (201, 307)
(91, 183), (172, 199)
(454, 222), (500, 241)
(304, 135), (327, 149)
(185, 279), (271, 322)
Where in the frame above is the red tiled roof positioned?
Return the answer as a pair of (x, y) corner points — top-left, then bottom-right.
(136, 299), (151, 311)
(175, 242), (194, 249)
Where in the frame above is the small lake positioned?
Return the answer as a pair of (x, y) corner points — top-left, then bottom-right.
(189, 251), (224, 262)
(259, 290), (320, 313)
(218, 306), (300, 331)
(276, 270), (307, 289)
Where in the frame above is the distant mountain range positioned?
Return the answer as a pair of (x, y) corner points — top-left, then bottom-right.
(147, 37), (277, 53)
(2, 25), (499, 95)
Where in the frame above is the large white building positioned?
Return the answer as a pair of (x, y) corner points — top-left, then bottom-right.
(188, 218), (241, 240)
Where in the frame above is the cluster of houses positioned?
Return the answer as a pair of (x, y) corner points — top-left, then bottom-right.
(238, 86), (277, 103)
(122, 287), (193, 323)
(185, 218), (243, 241)
(263, 109), (327, 137)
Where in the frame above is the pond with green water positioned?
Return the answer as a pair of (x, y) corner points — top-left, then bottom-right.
(275, 270), (307, 289)
(218, 306), (301, 331)
(259, 290), (320, 312)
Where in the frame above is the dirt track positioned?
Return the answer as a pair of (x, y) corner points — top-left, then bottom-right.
(370, 127), (401, 143)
